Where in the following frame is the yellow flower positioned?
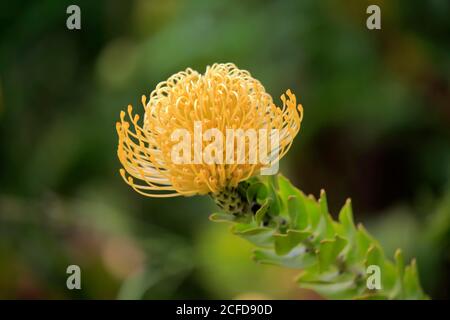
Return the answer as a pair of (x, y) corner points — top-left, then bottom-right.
(116, 63), (303, 197)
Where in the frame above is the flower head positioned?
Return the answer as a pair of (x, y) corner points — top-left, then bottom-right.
(116, 63), (303, 197)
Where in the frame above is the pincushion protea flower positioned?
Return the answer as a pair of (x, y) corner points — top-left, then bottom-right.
(116, 63), (303, 200)
(115, 64), (429, 300)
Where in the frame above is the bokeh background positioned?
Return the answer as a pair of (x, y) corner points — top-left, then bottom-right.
(0, 0), (449, 299)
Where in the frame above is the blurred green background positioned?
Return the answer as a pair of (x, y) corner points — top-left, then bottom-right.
(0, 0), (449, 299)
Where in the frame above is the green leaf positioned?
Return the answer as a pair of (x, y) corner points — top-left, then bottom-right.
(394, 249), (405, 279)
(298, 278), (358, 300)
(380, 260), (397, 294)
(274, 230), (311, 255)
(389, 249), (405, 299)
(246, 182), (268, 204)
(403, 259), (428, 299)
(318, 235), (347, 272)
(319, 189), (329, 215)
(253, 247), (316, 269)
(255, 199), (270, 225)
(231, 224), (274, 247)
(278, 175), (308, 228)
(287, 195), (308, 230)
(315, 215), (335, 241)
(257, 176), (281, 216)
(303, 195), (322, 231)
(338, 199), (355, 237)
(277, 175), (300, 197)
(347, 224), (377, 265)
(208, 212), (236, 223)
(355, 293), (389, 300)
(365, 244), (384, 267)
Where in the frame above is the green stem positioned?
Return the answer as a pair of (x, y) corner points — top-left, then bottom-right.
(209, 174), (428, 300)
